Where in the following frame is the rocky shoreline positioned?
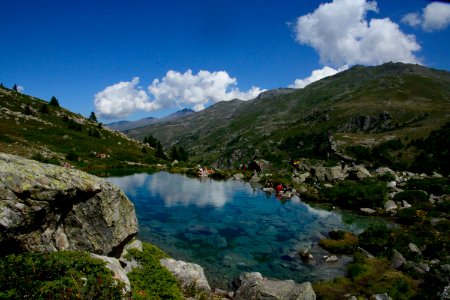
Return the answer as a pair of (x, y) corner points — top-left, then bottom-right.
(0, 153), (318, 299)
(1, 153), (448, 299)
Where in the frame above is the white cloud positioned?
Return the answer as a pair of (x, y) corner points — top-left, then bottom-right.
(148, 70), (264, 112)
(293, 0), (421, 67)
(94, 77), (157, 119)
(401, 12), (422, 27)
(94, 71), (264, 119)
(290, 65), (348, 88)
(403, 2), (450, 32)
(17, 85), (25, 93)
(423, 2), (450, 31)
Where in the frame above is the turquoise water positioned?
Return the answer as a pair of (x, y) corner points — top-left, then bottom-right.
(107, 171), (377, 288)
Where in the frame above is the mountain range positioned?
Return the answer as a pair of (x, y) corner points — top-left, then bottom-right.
(125, 62), (450, 172)
(107, 108), (194, 131)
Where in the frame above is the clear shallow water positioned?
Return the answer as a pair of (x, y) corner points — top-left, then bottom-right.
(107, 171), (380, 288)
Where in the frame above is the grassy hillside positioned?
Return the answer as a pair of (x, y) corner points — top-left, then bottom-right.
(127, 63), (450, 173)
(0, 86), (162, 172)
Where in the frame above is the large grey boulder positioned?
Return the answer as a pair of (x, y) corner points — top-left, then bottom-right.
(374, 167), (399, 181)
(234, 272), (316, 300)
(160, 258), (211, 294)
(0, 153), (138, 257)
(310, 166), (347, 182)
(349, 165), (372, 180)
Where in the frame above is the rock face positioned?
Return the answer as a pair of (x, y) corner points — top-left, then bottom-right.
(340, 112), (392, 132)
(234, 272), (316, 300)
(160, 258), (211, 294)
(0, 153), (138, 257)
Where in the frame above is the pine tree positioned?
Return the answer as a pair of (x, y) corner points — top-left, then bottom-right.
(155, 142), (166, 159)
(170, 147), (179, 161)
(178, 146), (189, 162)
(50, 96), (59, 107)
(89, 112), (97, 122)
(12, 84), (18, 92)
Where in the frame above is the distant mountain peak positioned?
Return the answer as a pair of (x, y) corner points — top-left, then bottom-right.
(107, 108), (194, 132)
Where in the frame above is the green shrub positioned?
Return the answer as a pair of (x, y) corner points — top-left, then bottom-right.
(0, 251), (124, 299)
(405, 178), (450, 196)
(39, 103), (49, 114)
(322, 179), (388, 209)
(126, 243), (183, 300)
(67, 119), (82, 131)
(358, 224), (393, 256)
(393, 190), (428, 205)
(377, 172), (396, 182)
(66, 150), (79, 162)
(31, 152), (60, 165)
(396, 207), (419, 225)
(436, 198), (450, 212)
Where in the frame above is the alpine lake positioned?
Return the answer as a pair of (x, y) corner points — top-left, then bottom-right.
(107, 171), (385, 289)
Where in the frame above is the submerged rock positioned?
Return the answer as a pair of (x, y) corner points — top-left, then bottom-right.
(323, 255), (339, 262)
(234, 272), (316, 300)
(0, 153), (138, 257)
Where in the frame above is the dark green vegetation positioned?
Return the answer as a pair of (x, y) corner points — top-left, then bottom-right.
(125, 243), (183, 300)
(0, 86), (164, 172)
(0, 243), (185, 300)
(126, 63), (450, 173)
(313, 177), (450, 299)
(0, 251), (124, 299)
(314, 253), (418, 300)
(321, 178), (388, 208)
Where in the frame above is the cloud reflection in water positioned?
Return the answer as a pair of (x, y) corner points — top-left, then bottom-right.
(108, 172), (251, 208)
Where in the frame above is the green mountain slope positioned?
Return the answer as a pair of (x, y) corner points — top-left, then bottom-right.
(127, 62), (450, 172)
(0, 86), (160, 172)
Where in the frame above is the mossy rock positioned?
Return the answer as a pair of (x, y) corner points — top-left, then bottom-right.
(126, 243), (183, 300)
(319, 230), (359, 254)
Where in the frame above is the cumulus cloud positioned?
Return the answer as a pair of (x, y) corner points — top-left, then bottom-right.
(148, 70), (264, 111)
(402, 2), (450, 32)
(94, 77), (157, 119)
(293, 0), (421, 67)
(290, 65), (348, 88)
(94, 71), (264, 119)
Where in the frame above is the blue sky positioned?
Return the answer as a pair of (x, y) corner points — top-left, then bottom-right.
(1, 0), (450, 121)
